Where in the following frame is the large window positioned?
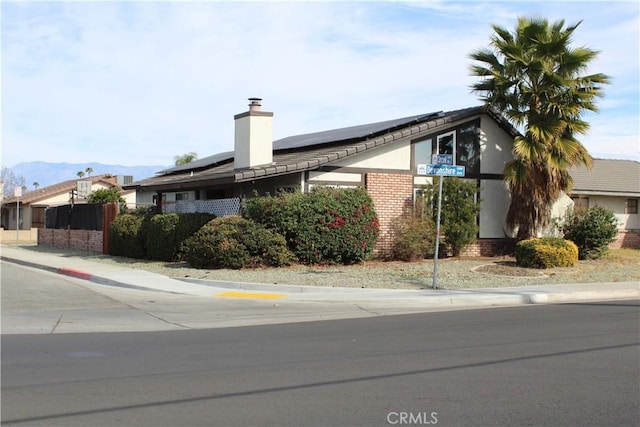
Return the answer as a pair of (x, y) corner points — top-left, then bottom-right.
(413, 120), (481, 176)
(456, 122), (480, 175)
(626, 198), (638, 214)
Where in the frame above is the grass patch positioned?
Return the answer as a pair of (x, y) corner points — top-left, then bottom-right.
(601, 248), (640, 264)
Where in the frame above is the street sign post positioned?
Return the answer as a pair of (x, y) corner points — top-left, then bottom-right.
(416, 163), (466, 289)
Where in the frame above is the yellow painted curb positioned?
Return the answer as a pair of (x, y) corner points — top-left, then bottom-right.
(215, 291), (286, 300)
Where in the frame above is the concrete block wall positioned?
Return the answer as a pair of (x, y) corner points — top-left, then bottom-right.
(38, 229), (103, 252)
(365, 172), (413, 254)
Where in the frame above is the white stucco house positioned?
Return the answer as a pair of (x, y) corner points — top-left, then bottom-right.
(126, 99), (521, 255)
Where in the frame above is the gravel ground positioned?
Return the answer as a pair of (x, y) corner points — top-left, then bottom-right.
(19, 246), (640, 290)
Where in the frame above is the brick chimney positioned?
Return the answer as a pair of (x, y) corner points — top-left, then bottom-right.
(234, 98), (274, 170)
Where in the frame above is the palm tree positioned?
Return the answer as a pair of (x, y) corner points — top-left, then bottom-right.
(33, 182), (40, 190)
(174, 152), (198, 166)
(85, 167), (93, 177)
(77, 171), (85, 178)
(469, 17), (609, 239)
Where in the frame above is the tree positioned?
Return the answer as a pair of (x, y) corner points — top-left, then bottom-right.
(561, 206), (618, 260)
(421, 177), (480, 256)
(1, 167), (26, 197)
(77, 171), (85, 178)
(33, 182), (40, 190)
(469, 17), (609, 239)
(174, 152), (198, 166)
(85, 167), (93, 177)
(87, 187), (125, 204)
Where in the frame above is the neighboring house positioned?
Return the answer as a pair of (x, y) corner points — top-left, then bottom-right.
(1, 174), (136, 231)
(126, 98), (519, 255)
(567, 159), (640, 248)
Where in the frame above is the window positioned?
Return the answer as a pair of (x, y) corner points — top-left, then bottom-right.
(412, 120), (481, 177)
(175, 193), (189, 201)
(437, 131), (455, 160)
(626, 198), (638, 214)
(571, 197), (589, 211)
(456, 121), (480, 175)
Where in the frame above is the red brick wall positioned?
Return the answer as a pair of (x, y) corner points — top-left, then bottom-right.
(38, 229), (103, 252)
(365, 172), (414, 255)
(611, 230), (640, 249)
(460, 239), (517, 257)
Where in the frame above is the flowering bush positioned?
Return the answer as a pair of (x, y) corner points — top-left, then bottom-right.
(242, 186), (379, 264)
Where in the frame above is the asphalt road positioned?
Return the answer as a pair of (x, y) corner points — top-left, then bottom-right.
(2, 298), (638, 426)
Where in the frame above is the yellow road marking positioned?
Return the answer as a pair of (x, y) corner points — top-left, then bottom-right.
(215, 291), (286, 300)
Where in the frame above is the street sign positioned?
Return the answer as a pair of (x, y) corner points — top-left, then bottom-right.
(417, 164), (466, 177)
(432, 154), (453, 165)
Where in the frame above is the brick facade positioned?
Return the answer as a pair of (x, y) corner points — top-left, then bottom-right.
(365, 172), (414, 255)
(38, 229), (103, 252)
(460, 238), (517, 257)
(611, 230), (640, 249)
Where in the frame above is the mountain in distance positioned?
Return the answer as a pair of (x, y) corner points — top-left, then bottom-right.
(8, 161), (168, 190)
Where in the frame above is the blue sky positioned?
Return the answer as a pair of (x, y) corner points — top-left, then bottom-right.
(2, 1), (638, 168)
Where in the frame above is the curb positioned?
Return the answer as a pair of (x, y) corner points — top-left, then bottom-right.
(2, 255), (638, 307)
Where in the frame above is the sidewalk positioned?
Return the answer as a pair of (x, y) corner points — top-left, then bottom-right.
(2, 245), (638, 308)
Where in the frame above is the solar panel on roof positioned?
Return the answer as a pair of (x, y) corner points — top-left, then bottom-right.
(273, 112), (443, 150)
(158, 151), (234, 174)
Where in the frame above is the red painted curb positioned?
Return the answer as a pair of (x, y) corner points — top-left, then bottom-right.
(57, 268), (93, 280)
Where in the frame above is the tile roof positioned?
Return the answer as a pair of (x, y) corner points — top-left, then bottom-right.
(2, 174), (117, 205)
(570, 159), (640, 196)
(128, 106), (507, 192)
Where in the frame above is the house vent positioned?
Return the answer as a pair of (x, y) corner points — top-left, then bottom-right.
(117, 175), (134, 186)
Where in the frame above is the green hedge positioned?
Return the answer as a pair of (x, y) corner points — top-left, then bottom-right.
(515, 237), (578, 268)
(146, 213), (215, 261)
(108, 214), (145, 259)
(242, 186), (379, 265)
(181, 216), (295, 269)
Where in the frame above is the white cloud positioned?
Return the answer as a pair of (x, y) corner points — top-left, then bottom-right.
(2, 1), (638, 168)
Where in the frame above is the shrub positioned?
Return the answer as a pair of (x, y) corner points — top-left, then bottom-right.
(561, 206), (618, 260)
(242, 186), (379, 265)
(391, 215), (436, 261)
(108, 214), (145, 258)
(87, 187), (125, 204)
(146, 213), (215, 261)
(181, 216), (295, 269)
(146, 214), (180, 261)
(420, 177), (480, 257)
(515, 237), (578, 268)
